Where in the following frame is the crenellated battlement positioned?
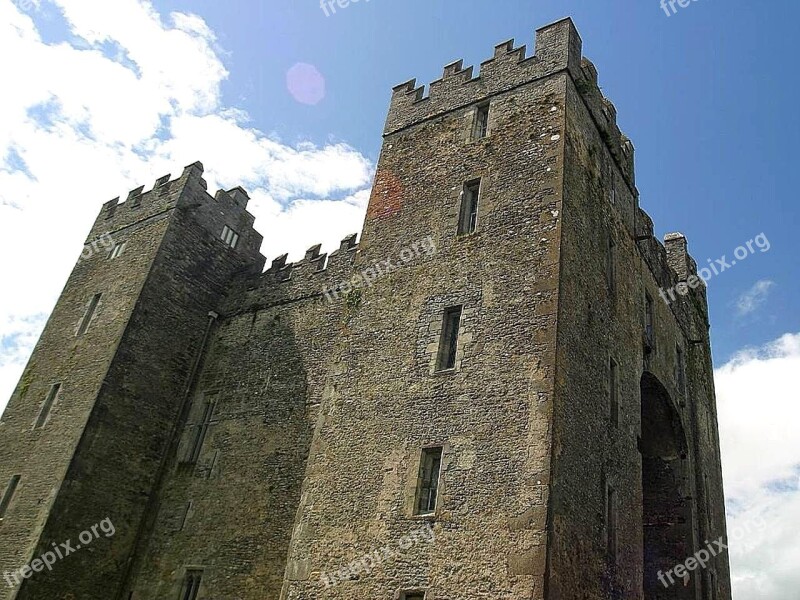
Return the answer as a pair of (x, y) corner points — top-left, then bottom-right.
(88, 162), (208, 240)
(86, 162), (260, 248)
(574, 58), (636, 187)
(223, 234), (361, 315)
(384, 17), (635, 191)
(384, 17), (583, 134)
(635, 207), (708, 334)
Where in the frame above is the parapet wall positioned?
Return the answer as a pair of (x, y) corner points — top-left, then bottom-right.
(224, 233), (361, 316)
(384, 18), (582, 134)
(86, 163), (261, 254)
(385, 17), (635, 191)
(635, 207), (709, 339)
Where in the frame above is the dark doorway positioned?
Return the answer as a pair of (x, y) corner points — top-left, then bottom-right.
(640, 372), (694, 599)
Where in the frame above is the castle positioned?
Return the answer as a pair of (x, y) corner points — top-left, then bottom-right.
(0, 18), (731, 600)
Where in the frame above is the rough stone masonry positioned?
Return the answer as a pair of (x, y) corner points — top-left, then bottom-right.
(0, 17), (731, 600)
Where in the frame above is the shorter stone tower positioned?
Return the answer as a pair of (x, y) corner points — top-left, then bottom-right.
(0, 163), (264, 598)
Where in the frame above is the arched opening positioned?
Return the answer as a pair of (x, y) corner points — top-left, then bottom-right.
(640, 372), (694, 599)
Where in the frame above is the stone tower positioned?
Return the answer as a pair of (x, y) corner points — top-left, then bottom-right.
(0, 18), (730, 600)
(0, 164), (264, 598)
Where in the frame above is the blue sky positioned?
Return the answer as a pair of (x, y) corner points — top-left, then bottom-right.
(140, 0), (799, 362)
(0, 0), (798, 597)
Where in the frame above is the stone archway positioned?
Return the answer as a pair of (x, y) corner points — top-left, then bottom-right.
(640, 372), (694, 599)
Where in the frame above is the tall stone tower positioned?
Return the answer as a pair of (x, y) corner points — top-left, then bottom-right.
(0, 18), (730, 600)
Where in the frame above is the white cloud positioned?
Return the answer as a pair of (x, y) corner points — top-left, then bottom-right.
(717, 333), (800, 599)
(735, 279), (775, 316)
(0, 0), (374, 414)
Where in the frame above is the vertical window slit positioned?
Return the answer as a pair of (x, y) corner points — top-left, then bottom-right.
(34, 383), (61, 429)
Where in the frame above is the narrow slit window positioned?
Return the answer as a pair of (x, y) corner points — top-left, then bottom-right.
(645, 293), (655, 351)
(606, 235), (616, 294)
(184, 401), (215, 465)
(179, 501), (193, 531)
(221, 225), (239, 249)
(180, 569), (202, 600)
(609, 358), (619, 426)
(708, 571), (717, 600)
(457, 179), (481, 235)
(676, 344), (687, 395)
(415, 447), (443, 515)
(606, 482), (617, 560)
(77, 293), (102, 337)
(473, 101), (490, 140)
(0, 475), (21, 520)
(436, 306), (462, 371)
(108, 242), (126, 260)
(34, 383), (61, 430)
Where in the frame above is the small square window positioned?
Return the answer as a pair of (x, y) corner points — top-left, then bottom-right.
(472, 101), (490, 140)
(457, 179), (481, 236)
(221, 225), (239, 249)
(436, 306), (462, 371)
(415, 447), (443, 515)
(179, 569), (202, 600)
(108, 242), (126, 260)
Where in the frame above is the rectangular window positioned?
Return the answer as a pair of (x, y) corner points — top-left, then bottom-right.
(77, 293), (102, 337)
(606, 235), (616, 294)
(401, 593), (425, 600)
(457, 179), (481, 235)
(609, 358), (619, 426)
(34, 383), (61, 430)
(184, 401), (215, 465)
(415, 447), (443, 515)
(606, 482), (617, 560)
(644, 293), (655, 351)
(221, 225), (239, 249)
(108, 242), (126, 259)
(436, 306), (462, 371)
(676, 344), (687, 395)
(179, 569), (202, 600)
(0, 475), (21, 520)
(472, 101), (490, 140)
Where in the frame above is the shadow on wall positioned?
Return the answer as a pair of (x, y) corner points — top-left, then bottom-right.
(640, 372), (694, 599)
